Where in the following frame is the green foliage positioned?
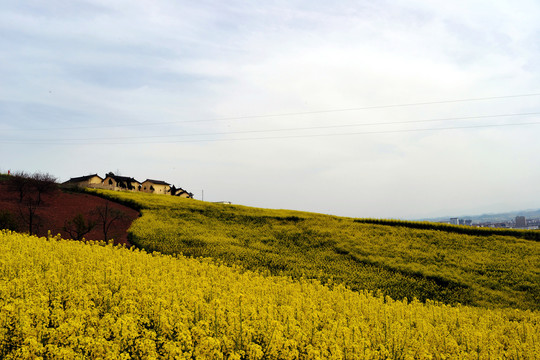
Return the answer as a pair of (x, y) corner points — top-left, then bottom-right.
(86, 189), (540, 311)
(1, 231), (539, 359)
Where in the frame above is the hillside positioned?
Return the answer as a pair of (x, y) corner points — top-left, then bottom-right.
(87, 189), (540, 311)
(1, 230), (538, 359)
(0, 179), (139, 245)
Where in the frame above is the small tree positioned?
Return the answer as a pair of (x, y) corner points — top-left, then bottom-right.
(18, 198), (42, 235)
(10, 171), (58, 235)
(63, 214), (97, 240)
(9, 171), (31, 203)
(92, 202), (126, 241)
(31, 172), (57, 206)
(9, 171), (57, 204)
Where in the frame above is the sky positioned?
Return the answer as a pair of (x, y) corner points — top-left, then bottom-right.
(1, 0), (539, 220)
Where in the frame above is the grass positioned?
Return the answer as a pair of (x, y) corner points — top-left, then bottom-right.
(86, 189), (540, 310)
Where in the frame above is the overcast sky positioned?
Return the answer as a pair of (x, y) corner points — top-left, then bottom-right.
(1, 0), (539, 219)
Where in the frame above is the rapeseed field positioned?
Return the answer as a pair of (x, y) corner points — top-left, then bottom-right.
(0, 230), (538, 359)
(86, 189), (540, 310)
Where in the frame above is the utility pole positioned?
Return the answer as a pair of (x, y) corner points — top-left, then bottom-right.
(202, 189), (204, 201)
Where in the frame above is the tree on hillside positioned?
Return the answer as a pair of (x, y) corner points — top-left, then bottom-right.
(92, 202), (126, 241)
(18, 197), (42, 235)
(63, 213), (97, 240)
(10, 171), (58, 234)
(9, 171), (31, 203)
(9, 171), (57, 204)
(31, 172), (57, 205)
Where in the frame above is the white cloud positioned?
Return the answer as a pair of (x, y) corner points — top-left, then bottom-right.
(1, 0), (539, 219)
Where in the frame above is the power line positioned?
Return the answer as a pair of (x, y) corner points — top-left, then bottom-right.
(5, 92), (540, 131)
(4, 111), (540, 142)
(4, 120), (540, 145)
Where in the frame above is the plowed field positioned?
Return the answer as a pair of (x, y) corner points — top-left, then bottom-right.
(0, 183), (138, 245)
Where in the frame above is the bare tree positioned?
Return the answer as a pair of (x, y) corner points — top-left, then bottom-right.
(92, 202), (126, 241)
(9, 171), (57, 205)
(9, 172), (58, 235)
(63, 214), (97, 240)
(31, 172), (57, 206)
(9, 171), (31, 203)
(18, 198), (42, 235)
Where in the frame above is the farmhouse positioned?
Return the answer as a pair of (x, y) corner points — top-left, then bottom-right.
(171, 186), (194, 198)
(102, 172), (141, 192)
(63, 172), (194, 198)
(141, 179), (170, 194)
(63, 174), (103, 188)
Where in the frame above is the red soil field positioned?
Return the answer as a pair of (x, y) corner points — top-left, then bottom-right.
(0, 183), (139, 245)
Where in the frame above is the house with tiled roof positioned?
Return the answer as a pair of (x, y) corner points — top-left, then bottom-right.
(63, 172), (195, 198)
(63, 174), (104, 188)
(102, 172), (141, 192)
(141, 179), (170, 194)
(171, 186), (194, 198)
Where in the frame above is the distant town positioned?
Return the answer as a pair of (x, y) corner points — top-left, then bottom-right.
(441, 216), (540, 230)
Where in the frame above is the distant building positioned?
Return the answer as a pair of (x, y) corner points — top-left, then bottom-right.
(63, 171), (194, 198)
(141, 179), (170, 194)
(171, 186), (194, 198)
(515, 216), (527, 228)
(63, 174), (103, 188)
(102, 172), (141, 192)
(450, 218), (459, 225)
